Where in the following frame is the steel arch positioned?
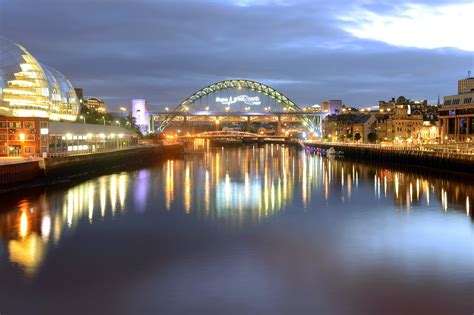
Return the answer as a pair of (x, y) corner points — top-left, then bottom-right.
(156, 79), (319, 135)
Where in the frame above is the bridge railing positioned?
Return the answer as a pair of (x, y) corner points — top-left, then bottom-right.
(45, 145), (146, 159)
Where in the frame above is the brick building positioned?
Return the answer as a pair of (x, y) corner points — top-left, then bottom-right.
(0, 117), (49, 157)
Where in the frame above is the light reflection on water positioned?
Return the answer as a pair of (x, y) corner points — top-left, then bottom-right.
(0, 144), (473, 313)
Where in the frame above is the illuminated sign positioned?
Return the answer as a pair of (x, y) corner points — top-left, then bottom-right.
(216, 95), (261, 106)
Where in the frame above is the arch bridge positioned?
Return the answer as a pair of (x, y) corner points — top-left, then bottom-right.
(152, 79), (325, 136)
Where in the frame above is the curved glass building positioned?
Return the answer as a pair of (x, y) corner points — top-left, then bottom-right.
(0, 36), (79, 121)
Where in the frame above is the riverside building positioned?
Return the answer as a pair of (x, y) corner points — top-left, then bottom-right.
(0, 117), (138, 157)
(0, 37), (79, 121)
(0, 36), (138, 157)
(439, 77), (474, 143)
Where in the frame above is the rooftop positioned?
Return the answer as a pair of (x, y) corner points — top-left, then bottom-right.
(49, 122), (137, 136)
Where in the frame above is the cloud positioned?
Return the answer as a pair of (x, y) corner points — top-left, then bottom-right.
(0, 0), (472, 110)
(341, 2), (474, 51)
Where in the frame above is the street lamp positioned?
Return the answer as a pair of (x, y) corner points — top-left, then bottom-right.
(102, 116), (106, 125)
(115, 120), (121, 127)
(80, 115), (85, 124)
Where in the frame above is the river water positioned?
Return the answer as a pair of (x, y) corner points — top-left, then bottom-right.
(0, 145), (473, 314)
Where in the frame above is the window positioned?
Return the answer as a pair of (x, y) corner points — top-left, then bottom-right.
(40, 121), (48, 129)
(464, 97), (472, 104)
(27, 134), (35, 141)
(444, 100), (452, 105)
(452, 99), (460, 105)
(0, 121), (6, 128)
(0, 135), (6, 141)
(24, 147), (34, 153)
(8, 122), (21, 128)
(23, 121), (35, 129)
(40, 135), (48, 142)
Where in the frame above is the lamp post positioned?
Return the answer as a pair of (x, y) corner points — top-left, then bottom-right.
(80, 115), (85, 124)
(116, 120), (121, 127)
(102, 116), (106, 125)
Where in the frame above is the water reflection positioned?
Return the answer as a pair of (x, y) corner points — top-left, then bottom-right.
(0, 144), (472, 277)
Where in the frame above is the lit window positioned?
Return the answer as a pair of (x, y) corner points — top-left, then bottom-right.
(23, 121), (35, 129)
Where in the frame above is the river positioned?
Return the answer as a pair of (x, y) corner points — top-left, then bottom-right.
(0, 145), (473, 314)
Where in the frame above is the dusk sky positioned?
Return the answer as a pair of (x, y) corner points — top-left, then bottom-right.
(1, 0), (473, 111)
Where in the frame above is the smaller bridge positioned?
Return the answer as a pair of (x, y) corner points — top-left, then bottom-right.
(179, 130), (287, 139)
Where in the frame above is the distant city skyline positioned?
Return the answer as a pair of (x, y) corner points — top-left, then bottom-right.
(1, 0), (473, 111)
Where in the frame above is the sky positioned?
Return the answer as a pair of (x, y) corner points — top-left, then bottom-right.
(1, 0), (473, 111)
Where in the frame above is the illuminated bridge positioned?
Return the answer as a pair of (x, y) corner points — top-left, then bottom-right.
(151, 79), (326, 136)
(179, 130), (287, 139)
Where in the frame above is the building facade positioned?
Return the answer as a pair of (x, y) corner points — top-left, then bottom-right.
(0, 117), (49, 157)
(74, 88), (84, 106)
(458, 77), (474, 94)
(322, 100), (343, 115)
(375, 97), (438, 144)
(378, 96), (428, 114)
(440, 78), (474, 143)
(352, 114), (376, 143)
(322, 113), (376, 143)
(132, 99), (150, 135)
(47, 123), (137, 155)
(85, 97), (106, 113)
(1, 118), (138, 157)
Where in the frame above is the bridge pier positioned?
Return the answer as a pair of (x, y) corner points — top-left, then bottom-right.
(215, 116), (220, 131)
(180, 115), (188, 133)
(276, 115), (282, 136)
(246, 116), (252, 132)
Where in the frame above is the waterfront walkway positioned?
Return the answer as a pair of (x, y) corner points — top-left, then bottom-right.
(0, 157), (44, 166)
(305, 141), (474, 156)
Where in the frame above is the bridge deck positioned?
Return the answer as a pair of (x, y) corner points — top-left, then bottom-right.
(151, 111), (325, 116)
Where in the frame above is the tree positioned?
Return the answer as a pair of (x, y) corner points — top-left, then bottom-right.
(354, 133), (361, 142)
(368, 132), (377, 143)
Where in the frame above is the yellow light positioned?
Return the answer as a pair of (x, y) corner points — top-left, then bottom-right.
(19, 133), (26, 141)
(20, 211), (28, 238)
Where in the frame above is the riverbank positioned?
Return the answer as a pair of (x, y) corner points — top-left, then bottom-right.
(0, 144), (183, 194)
